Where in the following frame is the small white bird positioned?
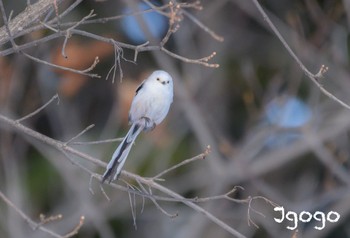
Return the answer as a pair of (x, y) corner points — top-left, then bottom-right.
(102, 70), (174, 183)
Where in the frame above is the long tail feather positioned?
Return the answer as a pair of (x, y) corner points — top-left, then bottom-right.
(102, 123), (144, 183)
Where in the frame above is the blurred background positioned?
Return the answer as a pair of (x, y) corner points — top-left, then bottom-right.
(1, 0), (350, 237)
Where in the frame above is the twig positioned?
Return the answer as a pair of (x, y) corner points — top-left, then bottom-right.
(23, 52), (100, 78)
(136, 179), (178, 218)
(99, 183), (110, 201)
(16, 94), (59, 123)
(49, 0), (84, 24)
(247, 196), (261, 228)
(153, 145), (211, 179)
(133, 41), (149, 62)
(246, 195), (279, 228)
(89, 174), (110, 201)
(59, 148), (97, 177)
(62, 216), (85, 238)
(61, 10), (97, 58)
(126, 184), (138, 230)
(0, 190), (63, 238)
(160, 22), (179, 47)
(160, 5), (180, 47)
(105, 43), (124, 83)
(71, 137), (123, 145)
(66, 10), (96, 31)
(88, 175), (111, 201)
(0, 190), (35, 229)
(40, 20), (59, 32)
(89, 175), (95, 195)
(251, 0), (350, 110)
(148, 192), (178, 218)
(36, 214), (63, 229)
(314, 64), (329, 79)
(43, 8), (55, 23)
(190, 186), (245, 203)
(65, 124), (95, 145)
(121, 179), (149, 229)
(161, 47), (219, 68)
(53, 0), (61, 30)
(181, 9), (224, 42)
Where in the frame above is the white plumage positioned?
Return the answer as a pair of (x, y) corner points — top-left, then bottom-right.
(102, 70), (174, 183)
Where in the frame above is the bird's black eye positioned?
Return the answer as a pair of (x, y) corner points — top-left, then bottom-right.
(157, 78), (160, 81)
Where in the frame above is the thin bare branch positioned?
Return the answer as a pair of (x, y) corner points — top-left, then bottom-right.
(0, 190), (63, 238)
(247, 196), (261, 228)
(71, 137), (123, 145)
(89, 175), (95, 195)
(314, 64), (329, 79)
(89, 175), (111, 201)
(127, 184), (138, 230)
(136, 179), (178, 218)
(106, 43), (124, 83)
(181, 9), (224, 42)
(251, 0), (350, 110)
(133, 41), (150, 62)
(99, 183), (110, 201)
(190, 186), (245, 203)
(36, 214), (63, 229)
(62, 216), (85, 238)
(61, 10), (97, 58)
(65, 124), (95, 145)
(23, 52), (100, 78)
(16, 94), (59, 123)
(247, 195), (279, 228)
(161, 47), (219, 68)
(50, 0), (83, 24)
(153, 145), (211, 179)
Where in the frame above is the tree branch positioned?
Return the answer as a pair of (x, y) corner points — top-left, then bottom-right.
(252, 0), (350, 110)
(0, 0), (66, 45)
(0, 112), (247, 238)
